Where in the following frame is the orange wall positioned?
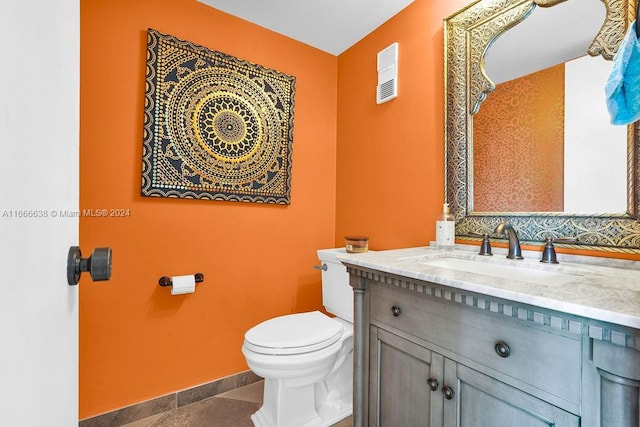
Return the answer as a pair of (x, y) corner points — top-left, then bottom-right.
(80, 0), (337, 418)
(335, 0), (469, 250)
(80, 0), (636, 419)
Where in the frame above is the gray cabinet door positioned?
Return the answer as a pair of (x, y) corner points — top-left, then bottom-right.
(369, 327), (444, 426)
(451, 361), (581, 427)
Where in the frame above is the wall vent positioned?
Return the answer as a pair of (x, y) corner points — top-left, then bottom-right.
(376, 42), (398, 104)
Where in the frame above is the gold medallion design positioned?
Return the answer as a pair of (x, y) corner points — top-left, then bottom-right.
(142, 29), (296, 204)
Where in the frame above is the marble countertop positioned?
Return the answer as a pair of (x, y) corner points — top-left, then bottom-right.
(337, 245), (640, 329)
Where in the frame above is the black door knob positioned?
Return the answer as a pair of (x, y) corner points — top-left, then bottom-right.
(391, 306), (401, 317)
(427, 377), (439, 391)
(67, 246), (112, 286)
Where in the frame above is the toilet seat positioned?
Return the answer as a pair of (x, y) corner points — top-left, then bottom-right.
(244, 311), (343, 355)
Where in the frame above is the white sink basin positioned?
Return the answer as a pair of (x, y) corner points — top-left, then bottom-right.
(420, 257), (581, 286)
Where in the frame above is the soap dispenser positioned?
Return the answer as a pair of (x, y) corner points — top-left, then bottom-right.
(436, 203), (455, 248)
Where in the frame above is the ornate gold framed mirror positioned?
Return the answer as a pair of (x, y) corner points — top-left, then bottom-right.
(444, 0), (640, 254)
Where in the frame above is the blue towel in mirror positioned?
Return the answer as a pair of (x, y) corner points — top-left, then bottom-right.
(606, 20), (640, 125)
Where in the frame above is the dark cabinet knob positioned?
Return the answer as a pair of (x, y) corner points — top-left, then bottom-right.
(442, 386), (454, 400)
(427, 377), (439, 391)
(391, 306), (401, 317)
(495, 341), (511, 358)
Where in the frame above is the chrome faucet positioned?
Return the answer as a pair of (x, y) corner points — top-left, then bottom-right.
(493, 222), (523, 259)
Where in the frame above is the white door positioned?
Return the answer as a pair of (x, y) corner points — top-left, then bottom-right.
(0, 1), (80, 425)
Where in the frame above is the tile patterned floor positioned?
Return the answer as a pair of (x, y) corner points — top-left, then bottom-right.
(121, 381), (352, 427)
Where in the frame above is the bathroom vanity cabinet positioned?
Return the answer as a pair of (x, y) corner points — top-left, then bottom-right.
(367, 282), (580, 426)
(341, 248), (640, 427)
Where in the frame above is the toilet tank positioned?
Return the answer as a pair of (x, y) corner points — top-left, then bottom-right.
(317, 248), (353, 323)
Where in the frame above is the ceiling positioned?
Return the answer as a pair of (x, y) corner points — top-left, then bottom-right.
(196, 0), (605, 80)
(196, 0), (415, 55)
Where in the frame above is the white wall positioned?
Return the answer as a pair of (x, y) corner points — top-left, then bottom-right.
(564, 55), (627, 213)
(0, 1), (79, 425)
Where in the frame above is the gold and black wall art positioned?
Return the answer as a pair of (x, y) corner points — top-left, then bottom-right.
(141, 29), (296, 204)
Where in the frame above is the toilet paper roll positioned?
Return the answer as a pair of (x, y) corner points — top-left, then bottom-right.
(171, 275), (196, 295)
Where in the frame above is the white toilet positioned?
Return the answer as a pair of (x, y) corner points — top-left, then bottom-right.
(242, 248), (354, 427)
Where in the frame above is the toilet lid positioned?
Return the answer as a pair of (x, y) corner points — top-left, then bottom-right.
(244, 311), (343, 355)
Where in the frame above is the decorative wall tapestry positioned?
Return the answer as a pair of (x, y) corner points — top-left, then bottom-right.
(141, 28), (296, 204)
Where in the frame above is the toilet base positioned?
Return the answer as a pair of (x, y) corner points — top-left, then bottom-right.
(250, 379), (322, 427)
(251, 402), (351, 427)
(316, 395), (352, 426)
(249, 378), (352, 427)
(251, 410), (322, 427)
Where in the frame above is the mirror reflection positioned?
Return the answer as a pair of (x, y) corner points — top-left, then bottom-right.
(472, 0), (626, 214)
(473, 54), (627, 213)
(483, 0), (604, 85)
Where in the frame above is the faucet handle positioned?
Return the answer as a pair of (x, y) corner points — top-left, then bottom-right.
(552, 236), (579, 244)
(540, 237), (559, 264)
(467, 231), (493, 256)
(478, 234), (493, 256)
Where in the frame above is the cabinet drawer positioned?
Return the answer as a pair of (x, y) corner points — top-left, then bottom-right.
(369, 283), (581, 405)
